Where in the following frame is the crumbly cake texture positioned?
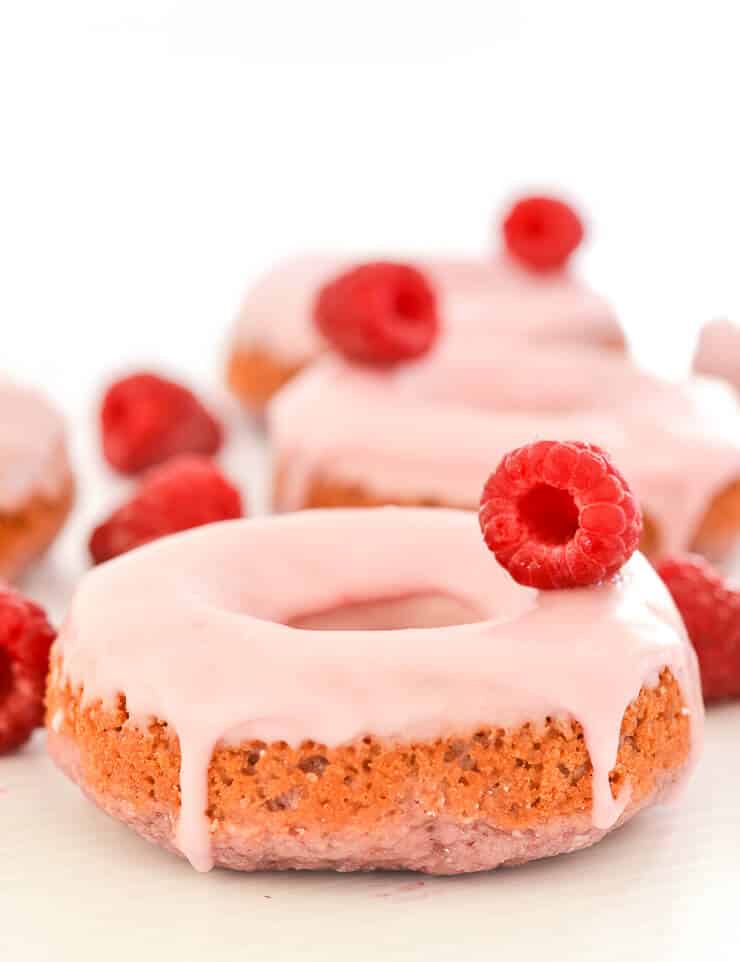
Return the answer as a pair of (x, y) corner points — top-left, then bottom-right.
(0, 479), (74, 581)
(227, 347), (305, 412)
(274, 473), (740, 564)
(46, 668), (689, 874)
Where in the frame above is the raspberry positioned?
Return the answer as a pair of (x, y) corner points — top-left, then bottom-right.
(314, 262), (439, 365)
(502, 195), (584, 271)
(0, 585), (56, 754)
(89, 455), (243, 564)
(657, 555), (740, 702)
(479, 440), (642, 590)
(101, 372), (224, 475)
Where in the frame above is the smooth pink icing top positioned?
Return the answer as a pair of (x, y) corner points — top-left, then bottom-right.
(0, 378), (70, 512)
(694, 319), (740, 392)
(231, 254), (621, 363)
(52, 509), (703, 872)
(269, 352), (740, 555)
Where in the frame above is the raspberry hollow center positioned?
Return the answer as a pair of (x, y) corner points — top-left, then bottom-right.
(517, 484), (579, 545)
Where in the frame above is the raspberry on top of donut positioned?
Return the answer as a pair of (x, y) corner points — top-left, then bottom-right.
(0, 584), (56, 754)
(101, 372), (224, 475)
(658, 555), (740, 702)
(502, 195), (584, 272)
(314, 261), (439, 365)
(479, 440), (642, 589)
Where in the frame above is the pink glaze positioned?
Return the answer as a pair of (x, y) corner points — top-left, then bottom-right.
(231, 254), (620, 364)
(0, 378), (70, 512)
(269, 354), (740, 555)
(51, 509), (703, 872)
(694, 318), (740, 392)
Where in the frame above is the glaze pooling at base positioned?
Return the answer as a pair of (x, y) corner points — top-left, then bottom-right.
(51, 509), (703, 872)
(0, 378), (70, 512)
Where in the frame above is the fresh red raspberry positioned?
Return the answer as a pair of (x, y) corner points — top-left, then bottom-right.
(502, 195), (584, 271)
(314, 262), (439, 365)
(479, 440), (642, 590)
(657, 555), (740, 702)
(89, 455), (243, 564)
(0, 584), (56, 754)
(101, 372), (224, 475)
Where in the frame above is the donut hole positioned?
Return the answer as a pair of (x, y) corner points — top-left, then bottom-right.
(518, 484), (579, 545)
(289, 593), (481, 631)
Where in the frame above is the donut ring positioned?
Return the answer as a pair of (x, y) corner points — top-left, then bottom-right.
(47, 509), (701, 874)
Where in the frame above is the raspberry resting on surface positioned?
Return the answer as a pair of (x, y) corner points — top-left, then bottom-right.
(101, 372), (224, 475)
(657, 555), (740, 702)
(479, 440), (642, 590)
(502, 195), (584, 271)
(0, 584), (56, 754)
(314, 261), (439, 365)
(89, 455), (244, 564)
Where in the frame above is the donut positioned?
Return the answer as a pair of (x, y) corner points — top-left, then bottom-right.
(0, 378), (74, 581)
(226, 254), (622, 411)
(694, 318), (740, 393)
(270, 345), (740, 565)
(46, 508), (702, 874)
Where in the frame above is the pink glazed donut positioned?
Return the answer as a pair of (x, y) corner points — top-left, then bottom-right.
(269, 340), (740, 564)
(0, 378), (74, 581)
(226, 253), (623, 411)
(47, 509), (702, 874)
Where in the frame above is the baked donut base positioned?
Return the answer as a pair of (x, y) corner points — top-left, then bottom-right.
(227, 346), (307, 413)
(274, 472), (740, 566)
(46, 668), (689, 874)
(0, 477), (74, 582)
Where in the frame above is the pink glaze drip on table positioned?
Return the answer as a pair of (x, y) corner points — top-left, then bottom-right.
(52, 509), (703, 872)
(0, 378), (70, 513)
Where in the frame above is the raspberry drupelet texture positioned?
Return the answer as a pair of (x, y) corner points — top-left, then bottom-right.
(502, 195), (584, 271)
(101, 372), (223, 475)
(657, 555), (740, 702)
(0, 584), (56, 754)
(89, 455), (243, 564)
(479, 440), (642, 589)
(314, 262), (439, 365)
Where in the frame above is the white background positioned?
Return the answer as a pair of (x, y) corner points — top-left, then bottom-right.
(1, 3), (740, 961)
